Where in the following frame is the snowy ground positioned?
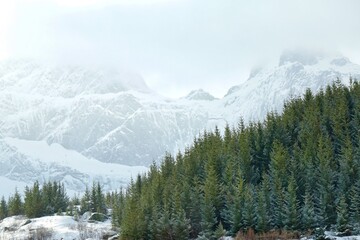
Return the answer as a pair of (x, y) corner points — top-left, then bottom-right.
(0, 214), (116, 240)
(222, 232), (360, 240)
(2, 215), (360, 240)
(304, 231), (360, 240)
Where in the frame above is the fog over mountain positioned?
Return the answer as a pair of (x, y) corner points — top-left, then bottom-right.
(1, 51), (360, 196)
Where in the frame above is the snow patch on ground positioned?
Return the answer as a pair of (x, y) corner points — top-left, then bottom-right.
(0, 215), (113, 240)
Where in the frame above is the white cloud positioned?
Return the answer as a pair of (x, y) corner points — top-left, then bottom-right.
(0, 2), (17, 60)
(51, 0), (182, 7)
(1, 0), (360, 98)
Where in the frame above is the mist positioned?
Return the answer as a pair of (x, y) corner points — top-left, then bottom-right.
(1, 0), (360, 98)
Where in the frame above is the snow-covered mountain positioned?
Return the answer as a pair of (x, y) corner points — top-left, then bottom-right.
(221, 50), (360, 123)
(1, 51), (360, 196)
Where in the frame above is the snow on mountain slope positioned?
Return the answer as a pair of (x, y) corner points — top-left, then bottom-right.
(0, 137), (147, 197)
(185, 89), (217, 101)
(1, 52), (360, 197)
(221, 51), (360, 123)
(0, 59), (150, 97)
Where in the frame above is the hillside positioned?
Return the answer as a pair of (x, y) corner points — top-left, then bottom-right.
(117, 80), (360, 239)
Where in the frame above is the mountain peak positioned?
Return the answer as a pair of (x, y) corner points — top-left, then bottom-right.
(185, 89), (217, 101)
(279, 49), (322, 66)
(0, 59), (151, 97)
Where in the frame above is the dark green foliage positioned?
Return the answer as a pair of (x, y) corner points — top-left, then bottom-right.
(80, 186), (91, 214)
(111, 189), (125, 227)
(24, 181), (43, 218)
(115, 79), (360, 239)
(1, 181), (69, 219)
(79, 182), (107, 219)
(256, 175), (270, 232)
(8, 189), (23, 216)
(284, 175), (300, 230)
(24, 181), (68, 218)
(41, 181), (69, 215)
(301, 189), (317, 230)
(349, 180), (360, 223)
(337, 195), (349, 231)
(0, 196), (8, 220)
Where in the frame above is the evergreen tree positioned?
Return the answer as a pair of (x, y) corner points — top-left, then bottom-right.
(80, 186), (91, 214)
(53, 182), (69, 213)
(256, 175), (270, 232)
(8, 189), (23, 216)
(222, 172), (245, 235)
(269, 141), (288, 228)
(337, 195), (349, 231)
(120, 194), (146, 239)
(349, 180), (360, 223)
(0, 196), (8, 220)
(200, 164), (220, 239)
(243, 185), (257, 230)
(114, 80), (360, 237)
(301, 189), (317, 230)
(284, 175), (299, 230)
(315, 134), (336, 226)
(24, 181), (43, 218)
(214, 221), (226, 239)
(188, 178), (203, 238)
(172, 208), (190, 240)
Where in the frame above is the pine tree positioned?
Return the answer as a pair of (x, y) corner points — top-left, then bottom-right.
(80, 186), (91, 214)
(243, 185), (257, 230)
(120, 194), (146, 239)
(315, 134), (336, 226)
(188, 178), (203, 238)
(214, 221), (226, 239)
(156, 208), (173, 239)
(200, 164), (220, 239)
(172, 208), (190, 240)
(301, 189), (317, 230)
(269, 141), (288, 228)
(201, 197), (217, 239)
(256, 175), (270, 232)
(284, 175), (299, 230)
(112, 189), (125, 228)
(94, 182), (106, 215)
(222, 171), (245, 235)
(53, 182), (69, 213)
(24, 181), (43, 218)
(338, 136), (355, 197)
(8, 189), (23, 216)
(0, 196), (8, 220)
(349, 180), (360, 223)
(336, 195), (349, 231)
(42, 181), (54, 215)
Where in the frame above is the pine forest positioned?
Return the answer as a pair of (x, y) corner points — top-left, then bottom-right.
(2, 79), (360, 239)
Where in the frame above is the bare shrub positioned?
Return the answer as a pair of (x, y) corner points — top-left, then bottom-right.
(77, 221), (105, 240)
(235, 228), (255, 240)
(29, 227), (53, 240)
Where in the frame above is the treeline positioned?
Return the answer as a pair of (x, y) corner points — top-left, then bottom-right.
(0, 181), (68, 219)
(0, 181), (109, 220)
(115, 78), (360, 239)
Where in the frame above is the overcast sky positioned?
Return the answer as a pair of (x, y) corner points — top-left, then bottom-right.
(0, 0), (360, 98)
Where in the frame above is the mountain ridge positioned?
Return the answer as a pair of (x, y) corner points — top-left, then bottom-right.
(1, 51), (360, 196)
